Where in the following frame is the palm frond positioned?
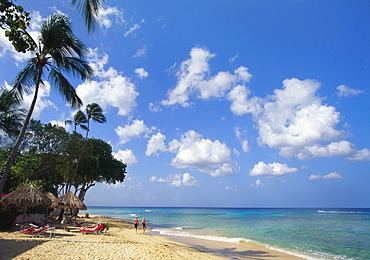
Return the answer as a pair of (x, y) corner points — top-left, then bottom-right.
(70, 0), (106, 33)
(55, 56), (94, 80)
(86, 103), (106, 123)
(48, 66), (83, 109)
(11, 61), (39, 101)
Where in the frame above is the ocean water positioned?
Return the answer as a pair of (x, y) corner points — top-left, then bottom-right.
(80, 207), (370, 260)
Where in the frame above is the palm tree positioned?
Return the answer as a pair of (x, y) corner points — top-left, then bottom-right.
(67, 103), (106, 192)
(0, 13), (94, 193)
(84, 103), (106, 139)
(65, 110), (88, 132)
(70, 0), (106, 33)
(0, 89), (26, 138)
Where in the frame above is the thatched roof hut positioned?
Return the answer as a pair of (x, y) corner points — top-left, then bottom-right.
(51, 191), (87, 210)
(0, 183), (52, 208)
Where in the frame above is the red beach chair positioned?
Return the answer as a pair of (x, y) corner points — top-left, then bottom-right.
(78, 223), (106, 235)
(19, 225), (55, 238)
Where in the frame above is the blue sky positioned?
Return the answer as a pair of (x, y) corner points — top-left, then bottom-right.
(1, 0), (369, 208)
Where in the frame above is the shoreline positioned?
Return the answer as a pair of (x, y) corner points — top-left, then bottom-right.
(0, 214), (305, 259)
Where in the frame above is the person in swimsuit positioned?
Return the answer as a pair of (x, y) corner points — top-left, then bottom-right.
(141, 218), (147, 234)
(133, 216), (139, 233)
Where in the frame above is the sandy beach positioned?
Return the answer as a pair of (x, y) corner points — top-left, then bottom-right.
(0, 215), (304, 259)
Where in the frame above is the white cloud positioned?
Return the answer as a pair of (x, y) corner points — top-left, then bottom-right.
(234, 127), (250, 153)
(255, 78), (345, 158)
(251, 179), (266, 188)
(169, 130), (234, 177)
(133, 45), (147, 58)
(0, 11), (42, 63)
(149, 173), (200, 187)
(146, 132), (167, 156)
(225, 186), (238, 191)
(161, 47), (252, 107)
(148, 102), (162, 113)
(19, 81), (57, 118)
(124, 24), (140, 37)
(297, 141), (353, 160)
(227, 85), (262, 115)
(99, 6), (125, 30)
(76, 48), (139, 116)
(135, 68), (149, 78)
(309, 171), (342, 180)
(347, 149), (370, 162)
(336, 85), (364, 98)
(249, 161), (298, 177)
(115, 119), (154, 144)
(113, 149), (138, 166)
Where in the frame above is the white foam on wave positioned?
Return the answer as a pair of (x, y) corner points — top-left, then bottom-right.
(152, 228), (253, 244)
(317, 210), (365, 214)
(152, 228), (326, 260)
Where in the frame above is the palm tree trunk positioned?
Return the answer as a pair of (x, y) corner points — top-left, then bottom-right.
(67, 119), (90, 192)
(0, 70), (42, 193)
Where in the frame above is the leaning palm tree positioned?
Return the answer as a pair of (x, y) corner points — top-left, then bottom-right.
(0, 13), (94, 193)
(0, 89), (26, 138)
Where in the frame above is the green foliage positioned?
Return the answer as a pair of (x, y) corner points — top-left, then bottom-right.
(0, 203), (22, 231)
(0, 1), (33, 53)
(0, 89), (26, 138)
(0, 120), (127, 199)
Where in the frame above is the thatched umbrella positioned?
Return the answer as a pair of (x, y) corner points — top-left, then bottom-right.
(51, 191), (87, 211)
(0, 183), (52, 221)
(51, 191), (87, 223)
(45, 192), (56, 203)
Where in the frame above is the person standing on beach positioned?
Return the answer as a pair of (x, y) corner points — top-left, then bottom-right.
(141, 218), (147, 234)
(133, 216), (139, 233)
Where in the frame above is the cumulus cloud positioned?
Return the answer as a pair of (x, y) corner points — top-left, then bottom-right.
(168, 130), (234, 177)
(135, 68), (149, 78)
(254, 78), (347, 158)
(251, 179), (266, 188)
(347, 149), (370, 162)
(234, 127), (250, 153)
(309, 171), (342, 180)
(115, 119), (154, 144)
(336, 85), (364, 98)
(249, 161), (298, 177)
(76, 48), (139, 116)
(113, 149), (138, 166)
(297, 141), (353, 160)
(149, 173), (200, 187)
(148, 102), (162, 113)
(227, 85), (262, 115)
(161, 47), (252, 107)
(146, 132), (167, 156)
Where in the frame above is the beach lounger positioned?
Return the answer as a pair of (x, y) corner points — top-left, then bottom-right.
(19, 225), (56, 238)
(78, 223), (106, 235)
(71, 219), (84, 227)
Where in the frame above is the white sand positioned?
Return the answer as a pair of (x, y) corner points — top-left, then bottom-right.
(0, 215), (304, 259)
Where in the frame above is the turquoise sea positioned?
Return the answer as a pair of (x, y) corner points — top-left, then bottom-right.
(81, 207), (370, 260)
